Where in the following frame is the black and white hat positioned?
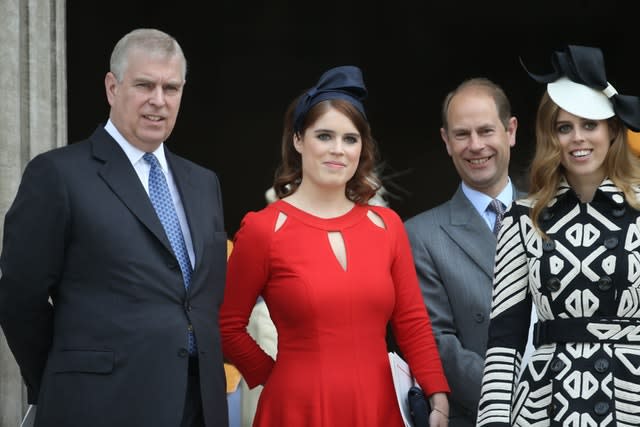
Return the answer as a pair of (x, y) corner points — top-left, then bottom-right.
(522, 45), (640, 132)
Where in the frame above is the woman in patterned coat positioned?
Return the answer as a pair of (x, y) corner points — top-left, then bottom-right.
(477, 45), (640, 426)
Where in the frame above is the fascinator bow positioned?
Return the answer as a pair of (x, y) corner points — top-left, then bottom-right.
(521, 45), (640, 132)
(293, 65), (368, 133)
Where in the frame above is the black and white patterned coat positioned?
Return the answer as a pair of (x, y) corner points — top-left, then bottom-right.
(477, 178), (640, 427)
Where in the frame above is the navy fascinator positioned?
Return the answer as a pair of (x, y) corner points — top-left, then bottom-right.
(292, 65), (368, 133)
(521, 45), (640, 132)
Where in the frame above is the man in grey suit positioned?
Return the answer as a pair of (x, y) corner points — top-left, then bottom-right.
(405, 78), (519, 427)
(0, 29), (228, 426)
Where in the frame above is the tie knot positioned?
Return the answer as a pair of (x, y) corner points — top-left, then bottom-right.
(489, 199), (505, 216)
(143, 152), (160, 168)
(489, 199), (505, 236)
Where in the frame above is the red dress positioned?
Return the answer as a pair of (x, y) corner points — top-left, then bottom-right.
(220, 200), (449, 426)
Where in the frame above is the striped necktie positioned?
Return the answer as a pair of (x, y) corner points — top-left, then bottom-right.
(489, 199), (505, 237)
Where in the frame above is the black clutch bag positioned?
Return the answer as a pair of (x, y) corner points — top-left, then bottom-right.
(408, 386), (431, 427)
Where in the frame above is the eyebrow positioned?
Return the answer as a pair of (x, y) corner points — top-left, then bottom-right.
(313, 128), (361, 137)
(132, 77), (183, 87)
(451, 124), (495, 132)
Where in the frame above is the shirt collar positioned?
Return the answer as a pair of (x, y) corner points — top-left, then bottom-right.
(104, 119), (168, 172)
(461, 178), (514, 215)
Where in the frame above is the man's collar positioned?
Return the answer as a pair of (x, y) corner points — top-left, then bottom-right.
(104, 119), (167, 171)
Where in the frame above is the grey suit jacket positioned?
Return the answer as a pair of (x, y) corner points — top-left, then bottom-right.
(404, 184), (520, 427)
(0, 126), (228, 427)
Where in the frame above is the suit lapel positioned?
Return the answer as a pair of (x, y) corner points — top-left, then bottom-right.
(91, 127), (174, 256)
(165, 149), (204, 273)
(441, 186), (496, 278)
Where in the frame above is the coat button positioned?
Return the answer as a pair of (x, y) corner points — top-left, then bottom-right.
(474, 313), (485, 323)
(549, 358), (565, 373)
(542, 240), (556, 252)
(184, 301), (192, 312)
(594, 401), (609, 415)
(546, 277), (561, 292)
(612, 207), (626, 217)
(604, 236), (619, 249)
(178, 348), (188, 357)
(594, 358), (609, 373)
(547, 402), (556, 417)
(597, 276), (613, 292)
(542, 209), (554, 221)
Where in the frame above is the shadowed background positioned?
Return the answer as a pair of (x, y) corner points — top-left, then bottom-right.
(66, 0), (636, 236)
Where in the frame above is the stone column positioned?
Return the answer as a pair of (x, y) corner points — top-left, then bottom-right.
(0, 1), (66, 426)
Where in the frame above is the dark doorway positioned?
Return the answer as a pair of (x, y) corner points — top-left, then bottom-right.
(67, 1), (637, 236)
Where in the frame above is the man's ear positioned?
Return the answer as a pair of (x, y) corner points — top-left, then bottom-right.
(105, 72), (118, 107)
(507, 116), (518, 148)
(441, 128), (452, 156)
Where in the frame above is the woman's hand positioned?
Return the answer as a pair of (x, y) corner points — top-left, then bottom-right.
(428, 392), (449, 427)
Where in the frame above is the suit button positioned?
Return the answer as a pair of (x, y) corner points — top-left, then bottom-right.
(604, 236), (619, 249)
(549, 358), (565, 373)
(178, 348), (188, 358)
(597, 276), (613, 292)
(474, 313), (485, 323)
(547, 402), (556, 417)
(612, 207), (625, 217)
(594, 401), (609, 415)
(184, 301), (192, 312)
(594, 358), (609, 373)
(542, 240), (556, 252)
(546, 277), (561, 292)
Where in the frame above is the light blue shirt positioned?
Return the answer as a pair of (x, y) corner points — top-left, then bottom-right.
(461, 179), (514, 231)
(104, 120), (195, 267)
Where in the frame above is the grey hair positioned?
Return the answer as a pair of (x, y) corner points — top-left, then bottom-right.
(109, 28), (187, 81)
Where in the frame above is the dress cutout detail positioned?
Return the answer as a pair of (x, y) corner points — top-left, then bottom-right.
(327, 231), (347, 271)
(367, 209), (386, 229)
(220, 199), (449, 427)
(274, 212), (287, 232)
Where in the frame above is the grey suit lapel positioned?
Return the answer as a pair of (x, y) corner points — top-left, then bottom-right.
(166, 150), (204, 273)
(441, 186), (496, 278)
(90, 127), (174, 256)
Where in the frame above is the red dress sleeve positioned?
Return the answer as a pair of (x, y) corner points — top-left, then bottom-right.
(219, 209), (275, 388)
(381, 208), (450, 396)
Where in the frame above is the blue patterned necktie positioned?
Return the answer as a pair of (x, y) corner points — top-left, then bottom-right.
(488, 199), (506, 237)
(143, 153), (196, 353)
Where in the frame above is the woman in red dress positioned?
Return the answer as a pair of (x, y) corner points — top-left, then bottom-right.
(219, 65), (450, 426)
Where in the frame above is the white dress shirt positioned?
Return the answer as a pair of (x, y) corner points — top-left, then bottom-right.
(104, 120), (195, 267)
(461, 179), (514, 231)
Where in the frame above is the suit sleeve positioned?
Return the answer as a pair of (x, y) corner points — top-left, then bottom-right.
(0, 154), (69, 403)
(405, 218), (485, 413)
(384, 210), (450, 396)
(219, 211), (275, 388)
(476, 207), (532, 427)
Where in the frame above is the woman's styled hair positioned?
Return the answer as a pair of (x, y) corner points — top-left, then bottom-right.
(528, 91), (640, 234)
(273, 96), (380, 204)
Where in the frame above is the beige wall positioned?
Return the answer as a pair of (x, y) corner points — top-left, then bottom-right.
(0, 1), (66, 425)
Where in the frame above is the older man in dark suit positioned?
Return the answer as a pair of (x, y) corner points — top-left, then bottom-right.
(405, 78), (521, 427)
(0, 28), (228, 427)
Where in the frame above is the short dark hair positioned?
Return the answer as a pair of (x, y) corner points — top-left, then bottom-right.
(441, 77), (511, 131)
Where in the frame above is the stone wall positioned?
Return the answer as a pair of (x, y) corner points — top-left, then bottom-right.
(0, 1), (66, 425)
